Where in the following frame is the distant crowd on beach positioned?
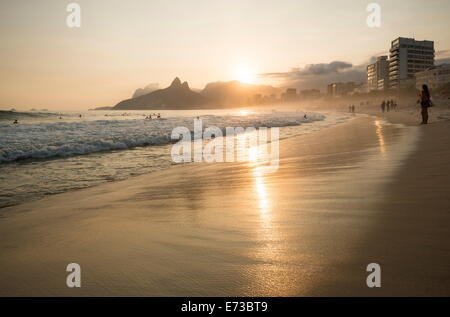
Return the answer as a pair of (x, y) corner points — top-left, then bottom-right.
(345, 99), (398, 114)
(380, 100), (398, 113)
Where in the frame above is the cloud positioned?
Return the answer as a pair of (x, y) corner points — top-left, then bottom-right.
(436, 58), (450, 65)
(436, 50), (450, 65)
(260, 61), (366, 91)
(436, 50), (450, 58)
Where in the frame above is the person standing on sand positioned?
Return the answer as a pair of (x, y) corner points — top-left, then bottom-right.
(419, 84), (432, 124)
(381, 101), (386, 113)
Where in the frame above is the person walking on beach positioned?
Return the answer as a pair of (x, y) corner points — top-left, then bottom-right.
(419, 84), (432, 124)
(381, 101), (386, 113)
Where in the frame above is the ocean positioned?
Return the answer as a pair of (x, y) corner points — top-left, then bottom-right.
(0, 109), (350, 208)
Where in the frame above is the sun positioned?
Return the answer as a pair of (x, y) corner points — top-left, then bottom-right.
(235, 64), (256, 83)
(239, 109), (250, 116)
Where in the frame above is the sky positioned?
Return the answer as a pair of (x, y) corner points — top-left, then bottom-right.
(1, 0), (450, 110)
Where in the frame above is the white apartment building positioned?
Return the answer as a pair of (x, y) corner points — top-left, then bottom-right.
(389, 37), (435, 89)
(367, 56), (389, 91)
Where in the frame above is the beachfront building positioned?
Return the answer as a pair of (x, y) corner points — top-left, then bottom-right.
(300, 89), (321, 100)
(367, 56), (389, 91)
(389, 37), (435, 89)
(280, 88), (298, 102)
(327, 82), (358, 97)
(377, 79), (388, 91)
(415, 64), (450, 90)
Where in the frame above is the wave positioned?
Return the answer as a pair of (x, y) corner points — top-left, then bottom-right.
(0, 110), (60, 121)
(0, 112), (325, 162)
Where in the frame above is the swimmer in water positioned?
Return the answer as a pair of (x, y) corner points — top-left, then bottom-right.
(13, 119), (18, 124)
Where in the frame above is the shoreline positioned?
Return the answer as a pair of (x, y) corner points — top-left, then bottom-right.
(0, 111), (343, 210)
(0, 111), (449, 296)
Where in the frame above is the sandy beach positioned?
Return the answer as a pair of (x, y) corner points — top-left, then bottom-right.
(1, 110), (449, 296)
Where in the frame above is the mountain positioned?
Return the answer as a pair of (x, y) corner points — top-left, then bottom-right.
(201, 81), (280, 106)
(132, 83), (159, 99)
(114, 78), (211, 110)
(89, 106), (114, 110)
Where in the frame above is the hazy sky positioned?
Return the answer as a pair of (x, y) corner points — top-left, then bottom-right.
(1, 0), (450, 110)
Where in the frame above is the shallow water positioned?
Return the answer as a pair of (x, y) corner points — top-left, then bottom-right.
(0, 109), (350, 208)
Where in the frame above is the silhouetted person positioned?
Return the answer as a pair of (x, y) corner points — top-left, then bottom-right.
(419, 84), (432, 124)
(381, 101), (386, 113)
(386, 101), (390, 112)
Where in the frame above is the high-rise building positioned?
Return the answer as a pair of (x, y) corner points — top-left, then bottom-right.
(283, 88), (297, 102)
(367, 56), (389, 91)
(389, 37), (435, 89)
(327, 82), (358, 97)
(300, 89), (321, 99)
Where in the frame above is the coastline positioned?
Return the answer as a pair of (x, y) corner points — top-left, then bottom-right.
(0, 111), (449, 296)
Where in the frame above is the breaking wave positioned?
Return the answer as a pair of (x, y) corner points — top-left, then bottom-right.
(0, 112), (326, 162)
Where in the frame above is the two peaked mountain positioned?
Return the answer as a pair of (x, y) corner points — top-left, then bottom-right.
(113, 78), (211, 110)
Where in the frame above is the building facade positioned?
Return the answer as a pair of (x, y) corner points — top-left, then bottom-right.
(300, 89), (321, 99)
(367, 56), (389, 91)
(389, 37), (435, 89)
(327, 82), (358, 97)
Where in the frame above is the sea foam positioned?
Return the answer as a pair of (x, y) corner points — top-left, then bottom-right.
(0, 112), (325, 162)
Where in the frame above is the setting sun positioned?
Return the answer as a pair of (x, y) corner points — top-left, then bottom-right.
(239, 109), (250, 116)
(235, 64), (256, 84)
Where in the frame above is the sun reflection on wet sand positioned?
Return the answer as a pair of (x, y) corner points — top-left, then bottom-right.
(244, 144), (295, 295)
(375, 120), (386, 155)
(254, 174), (270, 214)
(247, 145), (272, 215)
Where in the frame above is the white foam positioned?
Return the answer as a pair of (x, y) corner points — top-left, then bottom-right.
(0, 112), (327, 162)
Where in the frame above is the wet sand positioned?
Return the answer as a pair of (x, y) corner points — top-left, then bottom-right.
(1, 114), (449, 296)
